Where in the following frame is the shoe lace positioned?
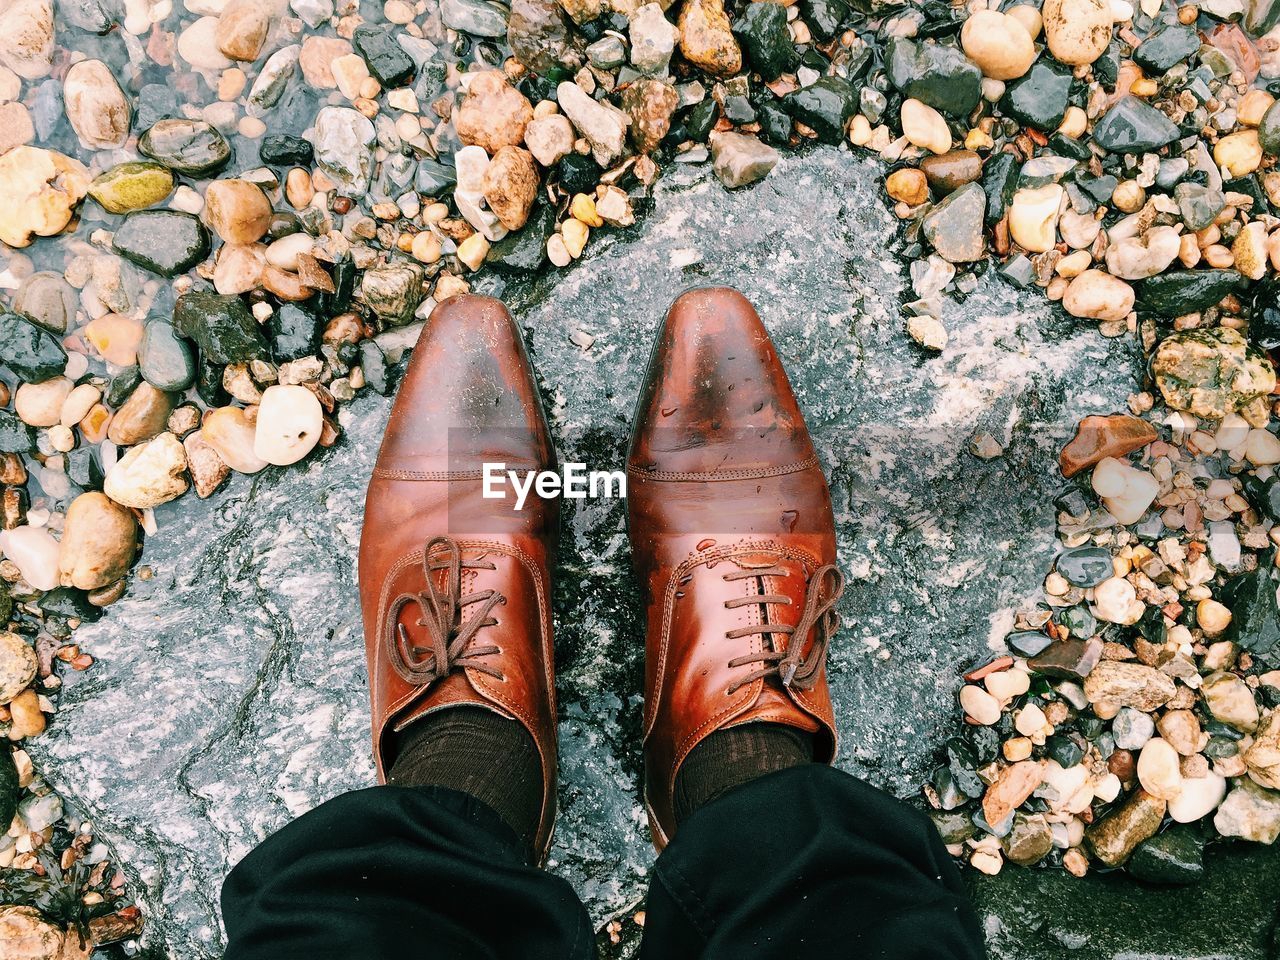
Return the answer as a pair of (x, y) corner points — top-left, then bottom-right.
(722, 562), (844, 694)
(385, 536), (507, 686)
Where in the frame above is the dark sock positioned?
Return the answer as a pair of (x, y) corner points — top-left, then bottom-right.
(387, 706), (543, 853)
(673, 723), (815, 823)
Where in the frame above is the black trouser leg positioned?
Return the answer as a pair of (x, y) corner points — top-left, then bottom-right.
(221, 785), (594, 960)
(639, 764), (987, 960)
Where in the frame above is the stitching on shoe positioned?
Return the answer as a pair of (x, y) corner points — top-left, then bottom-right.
(371, 468), (487, 480)
(625, 455), (820, 482)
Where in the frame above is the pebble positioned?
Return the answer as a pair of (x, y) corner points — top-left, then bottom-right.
(677, 0), (741, 76)
(482, 146), (539, 229)
(1084, 660), (1175, 710)
(630, 2), (678, 75)
(254, 385), (324, 466)
(524, 114), (575, 167)
(204, 179), (273, 244)
(1104, 226), (1181, 280)
(921, 182), (985, 263)
(886, 167), (928, 206)
(1042, 0), (1112, 65)
(1137, 738), (1183, 801)
(710, 131), (778, 189)
(0, 632), (37, 704)
(0, 147), (91, 249)
(557, 81), (630, 166)
(900, 98), (950, 154)
(1112, 707), (1155, 750)
(960, 10), (1035, 80)
(58, 492), (137, 591)
(1214, 778), (1280, 843)
(0, 525), (60, 591)
(203, 406), (268, 473)
(15, 377), (73, 428)
(0, 0), (55, 80)
(1007, 184), (1062, 253)
(63, 59), (132, 150)
(455, 71), (533, 154)
(1169, 772), (1227, 823)
(89, 162), (175, 214)
(1202, 670), (1259, 732)
(313, 107), (376, 197)
(104, 432), (189, 508)
(1091, 456), (1159, 524)
(960, 684), (1001, 725)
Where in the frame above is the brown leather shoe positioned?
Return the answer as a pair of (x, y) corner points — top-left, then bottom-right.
(359, 294), (561, 861)
(627, 287), (845, 849)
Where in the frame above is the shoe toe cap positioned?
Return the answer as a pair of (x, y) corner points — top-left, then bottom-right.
(628, 287), (817, 476)
(375, 295), (554, 475)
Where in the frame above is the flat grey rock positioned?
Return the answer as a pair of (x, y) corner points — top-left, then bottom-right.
(29, 148), (1278, 958)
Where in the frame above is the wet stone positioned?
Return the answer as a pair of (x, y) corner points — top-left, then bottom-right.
(138, 321), (196, 393)
(885, 37), (981, 117)
(1151, 327), (1275, 418)
(783, 76), (856, 144)
(352, 24), (415, 88)
(558, 152), (604, 194)
(732, 2), (793, 81)
(919, 150), (981, 195)
(1002, 812), (1054, 866)
(360, 262), (423, 325)
(1087, 789), (1167, 866)
(981, 151), (1018, 224)
(138, 119), (232, 177)
(0, 749), (17, 829)
(358, 340), (390, 395)
(1027, 637), (1103, 680)
(269, 304), (323, 362)
(173, 290), (268, 364)
(1092, 97), (1181, 153)
(1000, 60), (1072, 130)
(1221, 562), (1280, 657)
(488, 204), (554, 273)
(258, 135), (314, 167)
(112, 210), (211, 277)
(1174, 182), (1225, 232)
(1133, 24), (1200, 75)
(1137, 270), (1244, 317)
(509, 0), (571, 73)
(757, 100), (792, 145)
(441, 0), (509, 36)
(314, 107), (376, 197)
(1056, 545), (1114, 587)
(1006, 630), (1054, 657)
(921, 182), (985, 263)
(13, 272), (76, 335)
(0, 410), (36, 453)
(89, 162), (174, 215)
(1258, 100), (1280, 154)
(0, 310), (68, 381)
(800, 0), (846, 39)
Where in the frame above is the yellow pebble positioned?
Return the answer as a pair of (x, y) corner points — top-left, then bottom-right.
(847, 114), (872, 146)
(1130, 78), (1158, 97)
(570, 193), (604, 227)
(457, 233), (490, 271)
(1058, 106), (1087, 140)
(562, 218), (589, 259)
(1215, 129), (1263, 177)
(964, 127), (994, 150)
(412, 231), (442, 263)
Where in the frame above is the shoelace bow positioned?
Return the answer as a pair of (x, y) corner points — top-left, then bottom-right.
(723, 562), (845, 694)
(385, 536), (507, 686)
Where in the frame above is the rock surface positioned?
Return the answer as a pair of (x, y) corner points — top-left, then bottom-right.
(28, 152), (1280, 960)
